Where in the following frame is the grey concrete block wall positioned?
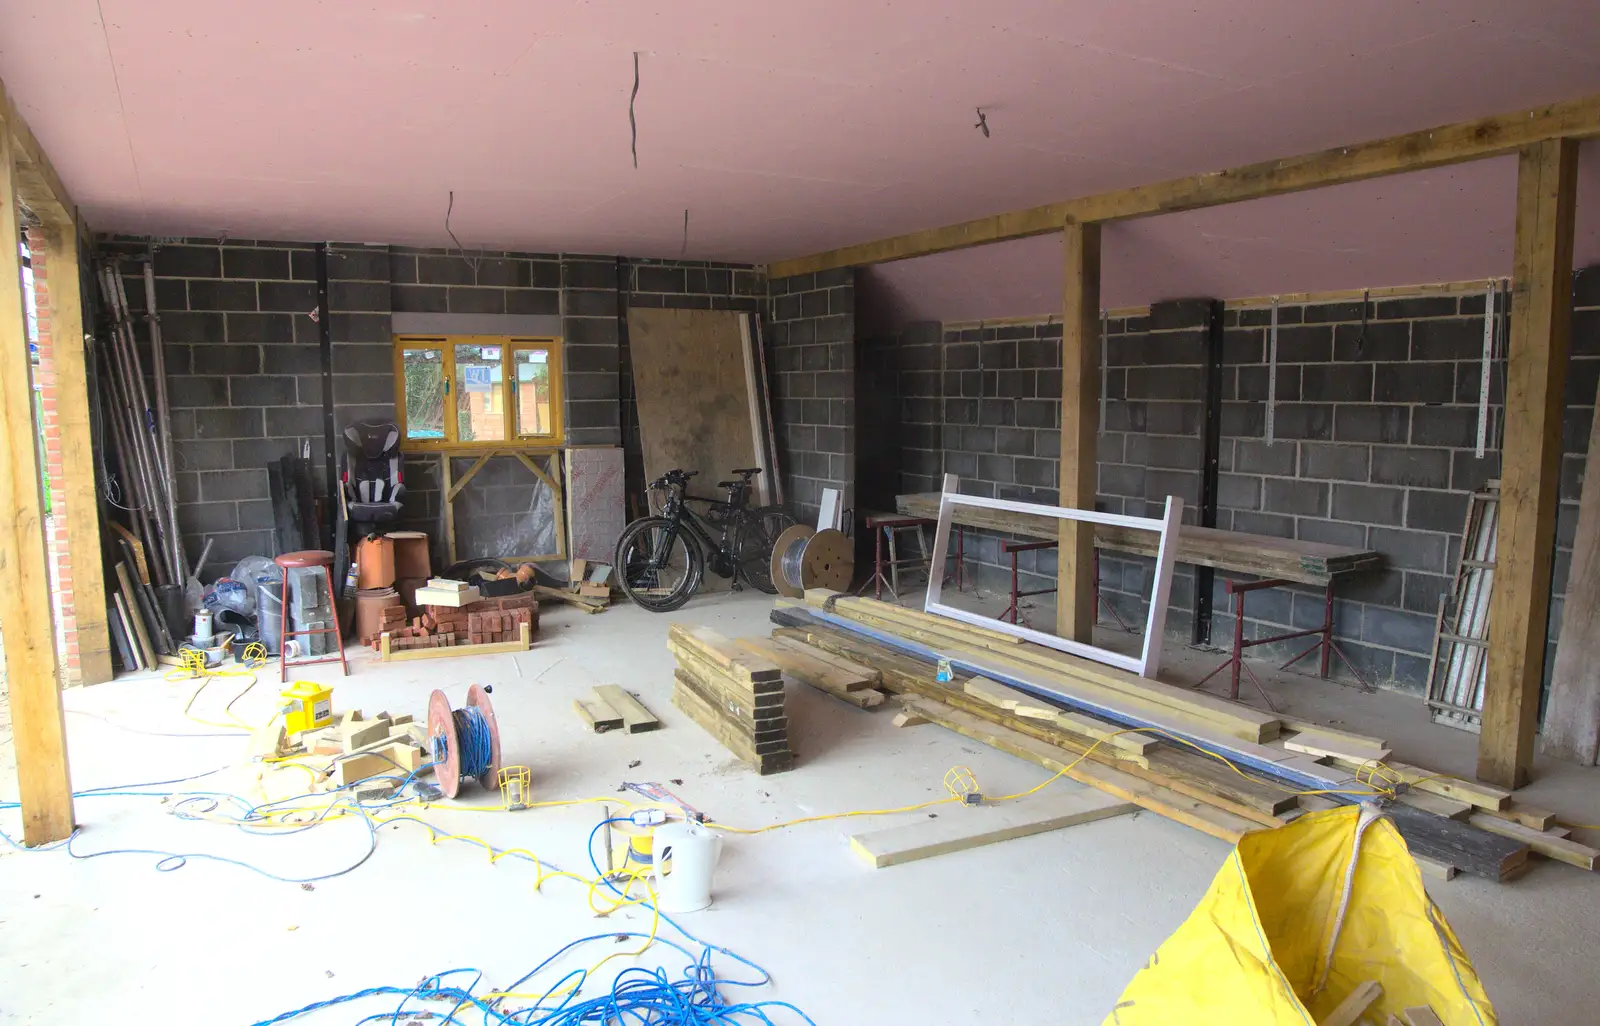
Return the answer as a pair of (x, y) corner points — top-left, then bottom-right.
(766, 269), (856, 526)
(890, 270), (1600, 696)
(99, 235), (762, 574)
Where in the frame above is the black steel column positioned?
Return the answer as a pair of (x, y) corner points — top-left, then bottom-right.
(1192, 299), (1225, 646)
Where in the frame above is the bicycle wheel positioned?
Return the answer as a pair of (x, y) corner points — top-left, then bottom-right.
(615, 516), (703, 612)
(736, 506), (796, 595)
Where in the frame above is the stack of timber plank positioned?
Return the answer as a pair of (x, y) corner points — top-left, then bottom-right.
(735, 634), (888, 709)
(768, 595), (1595, 881)
(667, 623), (793, 775)
(895, 491), (1380, 584)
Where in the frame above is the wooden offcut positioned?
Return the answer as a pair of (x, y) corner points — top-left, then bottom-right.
(1320, 981), (1381, 1026)
(1465, 812), (1599, 871)
(848, 789), (1135, 868)
(593, 685), (660, 733)
(626, 307), (763, 494)
(1284, 730), (1393, 764)
(1480, 138), (1580, 789)
(740, 636), (874, 692)
(574, 697), (624, 733)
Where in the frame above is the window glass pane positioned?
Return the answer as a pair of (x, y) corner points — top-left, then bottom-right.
(455, 344), (506, 442)
(514, 348), (554, 436)
(401, 347), (446, 439)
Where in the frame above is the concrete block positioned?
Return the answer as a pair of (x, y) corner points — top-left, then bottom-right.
(1235, 439), (1297, 476)
(1333, 320), (1410, 361)
(1330, 483), (1405, 526)
(1405, 488), (1470, 534)
(1376, 363), (1455, 403)
(1301, 364), (1373, 402)
(154, 245), (221, 278)
(1333, 404), (1409, 443)
(1274, 324), (1333, 363)
(1360, 605), (1436, 654)
(193, 407), (264, 439)
(1410, 319), (1481, 361)
(1371, 446), (1450, 488)
(258, 281), (317, 312)
(1369, 526), (1448, 572)
(1217, 473), (1261, 510)
(188, 279), (258, 312)
(1296, 516), (1369, 549)
(392, 284), (448, 313)
(1300, 442), (1369, 482)
(1263, 478), (1328, 517)
(1271, 403), (1333, 440)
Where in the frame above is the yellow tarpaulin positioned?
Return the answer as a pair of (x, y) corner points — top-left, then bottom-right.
(1105, 806), (1496, 1026)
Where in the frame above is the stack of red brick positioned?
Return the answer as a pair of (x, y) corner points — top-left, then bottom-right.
(364, 590), (539, 652)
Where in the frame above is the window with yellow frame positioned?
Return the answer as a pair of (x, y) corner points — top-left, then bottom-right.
(393, 335), (564, 449)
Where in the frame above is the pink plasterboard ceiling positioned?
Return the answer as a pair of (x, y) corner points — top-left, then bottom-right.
(2, 1), (1598, 311)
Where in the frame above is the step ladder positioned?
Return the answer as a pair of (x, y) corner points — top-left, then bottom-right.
(1425, 480), (1499, 732)
(885, 523), (932, 596)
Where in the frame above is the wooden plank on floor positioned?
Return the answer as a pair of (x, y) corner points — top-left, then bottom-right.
(848, 789), (1136, 868)
(594, 685), (660, 733)
(1396, 790), (1474, 821)
(899, 695), (1260, 844)
(1466, 812), (1598, 871)
(668, 622), (782, 685)
(1284, 729), (1392, 763)
(769, 634), (881, 685)
(740, 636), (873, 692)
(1412, 854), (1459, 882)
(574, 698), (623, 733)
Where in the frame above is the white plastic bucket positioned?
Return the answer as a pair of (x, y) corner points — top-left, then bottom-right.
(651, 821), (722, 913)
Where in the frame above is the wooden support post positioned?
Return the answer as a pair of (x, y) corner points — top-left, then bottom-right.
(43, 226), (112, 684)
(1057, 221), (1101, 644)
(0, 126), (75, 842)
(1478, 138), (1579, 788)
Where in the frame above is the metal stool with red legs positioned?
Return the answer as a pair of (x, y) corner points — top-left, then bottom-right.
(275, 549), (348, 682)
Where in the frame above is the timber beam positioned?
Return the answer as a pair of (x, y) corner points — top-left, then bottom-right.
(1478, 139), (1580, 788)
(767, 92), (1600, 278)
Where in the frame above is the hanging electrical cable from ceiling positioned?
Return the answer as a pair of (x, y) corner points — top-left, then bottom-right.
(680, 208), (689, 259)
(630, 52), (641, 169)
(974, 107), (990, 138)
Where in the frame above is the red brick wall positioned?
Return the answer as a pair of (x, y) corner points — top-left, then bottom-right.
(26, 227), (78, 684)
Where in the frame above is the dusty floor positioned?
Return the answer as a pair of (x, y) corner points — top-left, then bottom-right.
(1, 586), (1597, 1025)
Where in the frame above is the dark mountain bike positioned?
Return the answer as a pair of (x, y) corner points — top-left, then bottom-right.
(615, 468), (795, 612)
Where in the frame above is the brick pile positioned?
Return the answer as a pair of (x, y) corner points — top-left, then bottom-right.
(364, 590), (538, 652)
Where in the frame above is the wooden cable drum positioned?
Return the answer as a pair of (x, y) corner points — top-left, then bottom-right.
(771, 525), (853, 599)
(427, 683), (503, 799)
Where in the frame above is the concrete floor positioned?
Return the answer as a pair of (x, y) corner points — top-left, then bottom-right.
(1, 587), (1597, 1025)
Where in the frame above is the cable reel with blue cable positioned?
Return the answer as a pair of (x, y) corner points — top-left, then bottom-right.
(428, 684), (503, 799)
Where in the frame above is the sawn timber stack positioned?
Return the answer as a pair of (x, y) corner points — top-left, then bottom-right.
(668, 623), (793, 774)
(770, 597), (1545, 880)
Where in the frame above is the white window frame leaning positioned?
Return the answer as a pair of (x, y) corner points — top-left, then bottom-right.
(923, 474), (1183, 679)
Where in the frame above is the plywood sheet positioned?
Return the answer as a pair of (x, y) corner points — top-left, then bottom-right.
(627, 308), (761, 494)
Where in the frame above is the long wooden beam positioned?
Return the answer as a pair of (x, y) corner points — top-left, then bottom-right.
(43, 226), (113, 684)
(767, 92), (1600, 279)
(0, 125), (76, 844)
(0, 76), (75, 227)
(1478, 138), (1580, 789)
(1057, 223), (1100, 644)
